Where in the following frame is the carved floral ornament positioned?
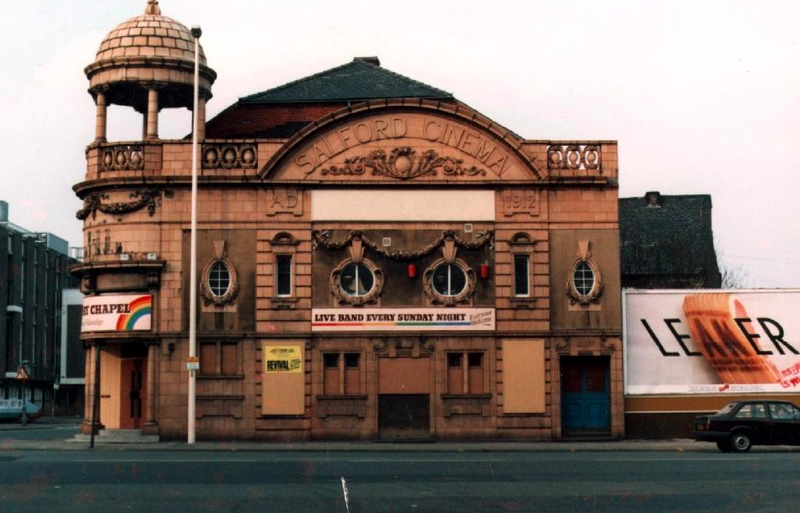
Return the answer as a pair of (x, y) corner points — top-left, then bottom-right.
(321, 147), (487, 180)
(100, 144), (144, 172)
(547, 144), (601, 172)
(312, 229), (494, 261)
(76, 189), (169, 220)
(202, 143), (257, 170)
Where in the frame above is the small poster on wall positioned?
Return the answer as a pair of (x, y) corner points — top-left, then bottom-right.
(264, 346), (303, 374)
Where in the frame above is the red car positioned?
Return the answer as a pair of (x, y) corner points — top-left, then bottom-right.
(693, 400), (800, 452)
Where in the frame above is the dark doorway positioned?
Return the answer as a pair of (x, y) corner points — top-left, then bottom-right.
(378, 395), (430, 440)
(561, 356), (610, 433)
(120, 358), (146, 429)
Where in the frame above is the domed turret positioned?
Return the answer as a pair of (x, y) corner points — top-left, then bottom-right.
(85, 0), (216, 142)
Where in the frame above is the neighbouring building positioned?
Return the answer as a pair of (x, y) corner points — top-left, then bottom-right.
(619, 191), (722, 290)
(0, 200), (82, 413)
(74, 0), (623, 440)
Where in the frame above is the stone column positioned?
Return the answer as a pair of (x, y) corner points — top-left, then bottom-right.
(196, 97), (207, 140)
(145, 88), (159, 140)
(145, 343), (158, 427)
(94, 92), (107, 143)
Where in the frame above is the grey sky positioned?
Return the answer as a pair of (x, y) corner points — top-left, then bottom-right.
(1, 0), (798, 287)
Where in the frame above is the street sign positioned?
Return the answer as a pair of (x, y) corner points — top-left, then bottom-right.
(15, 366), (29, 381)
(187, 356), (200, 372)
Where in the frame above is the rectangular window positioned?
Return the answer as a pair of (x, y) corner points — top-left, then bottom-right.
(447, 353), (463, 394)
(446, 352), (485, 394)
(221, 343), (238, 375)
(468, 352), (484, 393)
(345, 353), (361, 395)
(322, 352), (361, 395)
(200, 342), (240, 376)
(514, 254), (530, 297)
(276, 254), (292, 297)
(323, 353), (340, 395)
(199, 343), (217, 376)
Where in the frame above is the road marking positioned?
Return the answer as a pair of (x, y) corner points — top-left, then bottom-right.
(63, 458), (506, 464)
(595, 457), (762, 462)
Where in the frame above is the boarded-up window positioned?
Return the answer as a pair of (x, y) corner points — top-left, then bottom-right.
(447, 353), (463, 394)
(221, 343), (238, 375)
(262, 343), (305, 415)
(502, 339), (545, 413)
(468, 352), (484, 393)
(200, 343), (216, 376)
(276, 254), (292, 297)
(323, 354), (339, 395)
(345, 353), (361, 395)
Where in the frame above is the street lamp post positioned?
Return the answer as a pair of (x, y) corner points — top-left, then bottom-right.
(188, 25), (202, 445)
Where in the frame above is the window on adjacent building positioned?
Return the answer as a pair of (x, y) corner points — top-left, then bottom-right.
(322, 352), (362, 395)
(514, 254), (530, 297)
(199, 341), (239, 376)
(447, 351), (485, 394)
(276, 254), (292, 297)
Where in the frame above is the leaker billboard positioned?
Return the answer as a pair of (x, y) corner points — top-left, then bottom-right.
(624, 290), (800, 395)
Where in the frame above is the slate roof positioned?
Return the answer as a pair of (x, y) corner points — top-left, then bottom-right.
(619, 192), (720, 283)
(239, 58), (454, 104)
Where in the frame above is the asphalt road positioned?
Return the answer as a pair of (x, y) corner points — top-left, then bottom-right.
(1, 449), (798, 513)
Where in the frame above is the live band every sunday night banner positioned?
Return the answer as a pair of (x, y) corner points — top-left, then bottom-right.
(624, 290), (800, 395)
(81, 294), (152, 332)
(312, 308), (495, 332)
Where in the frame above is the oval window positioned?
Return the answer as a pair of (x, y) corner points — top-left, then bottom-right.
(208, 261), (231, 297)
(431, 263), (467, 297)
(339, 263), (375, 297)
(573, 261), (595, 297)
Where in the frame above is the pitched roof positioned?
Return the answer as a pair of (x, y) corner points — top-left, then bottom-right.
(239, 58), (454, 104)
(619, 192), (720, 280)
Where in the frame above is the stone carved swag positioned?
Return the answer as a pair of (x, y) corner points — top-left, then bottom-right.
(313, 229), (494, 306)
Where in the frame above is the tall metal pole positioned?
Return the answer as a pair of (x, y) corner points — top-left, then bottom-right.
(188, 25), (202, 445)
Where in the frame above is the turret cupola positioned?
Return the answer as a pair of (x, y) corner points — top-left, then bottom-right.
(85, 0), (216, 142)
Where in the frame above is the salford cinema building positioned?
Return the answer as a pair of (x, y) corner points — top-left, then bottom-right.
(74, 1), (623, 440)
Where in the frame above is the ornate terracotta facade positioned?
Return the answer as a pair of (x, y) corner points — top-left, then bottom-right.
(74, 2), (623, 441)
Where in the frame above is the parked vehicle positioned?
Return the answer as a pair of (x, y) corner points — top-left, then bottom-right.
(0, 399), (41, 424)
(693, 400), (800, 452)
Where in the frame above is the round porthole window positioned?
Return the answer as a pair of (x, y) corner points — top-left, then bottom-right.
(431, 263), (468, 297)
(208, 260), (232, 297)
(339, 263), (375, 297)
(573, 261), (595, 297)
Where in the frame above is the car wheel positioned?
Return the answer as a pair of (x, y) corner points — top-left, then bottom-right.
(716, 440), (732, 452)
(730, 431), (752, 453)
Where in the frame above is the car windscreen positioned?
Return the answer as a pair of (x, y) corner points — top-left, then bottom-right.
(717, 402), (738, 415)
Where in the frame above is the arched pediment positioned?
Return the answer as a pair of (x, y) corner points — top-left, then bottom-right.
(259, 100), (543, 182)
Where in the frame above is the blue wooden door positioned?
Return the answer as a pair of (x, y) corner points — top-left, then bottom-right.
(561, 357), (610, 430)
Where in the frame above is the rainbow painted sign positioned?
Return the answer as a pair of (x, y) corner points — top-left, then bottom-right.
(312, 308), (495, 332)
(81, 294), (153, 333)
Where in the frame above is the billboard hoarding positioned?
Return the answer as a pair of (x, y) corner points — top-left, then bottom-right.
(624, 290), (800, 395)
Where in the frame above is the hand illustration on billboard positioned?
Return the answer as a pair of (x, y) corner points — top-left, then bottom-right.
(683, 294), (781, 385)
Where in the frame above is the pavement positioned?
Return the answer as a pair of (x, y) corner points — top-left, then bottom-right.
(3, 417), (800, 453)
